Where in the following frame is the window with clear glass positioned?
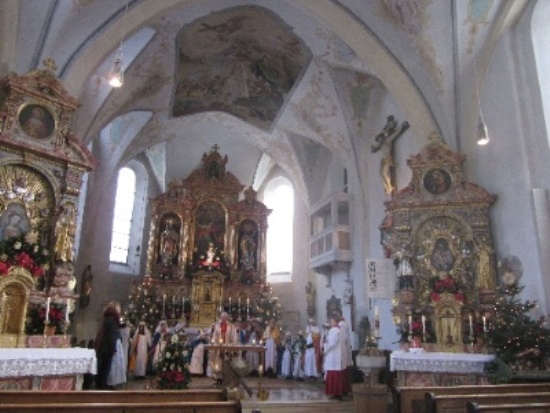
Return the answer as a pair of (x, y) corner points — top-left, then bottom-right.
(110, 167), (136, 264)
(264, 177), (294, 283)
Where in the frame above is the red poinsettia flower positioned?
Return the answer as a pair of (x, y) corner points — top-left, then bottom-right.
(453, 291), (465, 302)
(0, 261), (9, 275)
(430, 291), (441, 302)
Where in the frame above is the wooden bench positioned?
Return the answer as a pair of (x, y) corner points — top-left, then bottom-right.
(0, 389), (226, 404)
(425, 391), (550, 413)
(467, 401), (550, 412)
(394, 383), (550, 413)
(0, 400), (241, 413)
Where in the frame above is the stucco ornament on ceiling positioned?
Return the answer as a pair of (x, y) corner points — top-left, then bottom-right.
(172, 6), (312, 131)
(378, 0), (444, 95)
(466, 0), (493, 54)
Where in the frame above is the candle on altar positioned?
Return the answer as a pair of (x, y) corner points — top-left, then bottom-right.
(421, 315), (426, 334)
(45, 297), (51, 322)
(252, 338), (256, 345)
(408, 314), (412, 328)
(375, 306), (379, 318)
(247, 297), (250, 306)
(65, 298), (71, 322)
(238, 297), (241, 307)
(469, 314), (474, 336)
(258, 365), (264, 377)
(482, 316), (487, 332)
(229, 296), (232, 307)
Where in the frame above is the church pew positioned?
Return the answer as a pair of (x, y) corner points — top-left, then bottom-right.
(425, 391), (550, 413)
(467, 401), (550, 412)
(394, 383), (550, 413)
(0, 400), (242, 413)
(0, 389), (226, 404)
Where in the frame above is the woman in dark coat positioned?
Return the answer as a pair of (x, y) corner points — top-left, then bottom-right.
(95, 300), (121, 389)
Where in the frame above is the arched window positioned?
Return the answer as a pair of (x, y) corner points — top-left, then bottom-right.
(264, 177), (294, 283)
(110, 167), (136, 264)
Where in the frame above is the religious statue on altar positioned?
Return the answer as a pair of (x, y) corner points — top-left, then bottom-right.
(159, 218), (179, 266)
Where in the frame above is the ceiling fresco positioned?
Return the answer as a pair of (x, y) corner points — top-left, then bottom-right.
(173, 6), (312, 131)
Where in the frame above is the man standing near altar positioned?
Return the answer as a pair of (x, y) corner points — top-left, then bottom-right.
(208, 312), (238, 383)
(305, 318), (321, 375)
(263, 318), (281, 378)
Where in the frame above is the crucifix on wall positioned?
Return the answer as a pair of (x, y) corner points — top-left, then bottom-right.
(371, 115), (410, 196)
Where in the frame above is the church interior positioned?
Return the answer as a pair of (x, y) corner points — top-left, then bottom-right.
(1, 0), (550, 412)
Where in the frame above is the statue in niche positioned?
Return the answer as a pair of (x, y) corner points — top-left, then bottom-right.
(79, 265), (93, 309)
(238, 220), (257, 272)
(54, 202), (76, 262)
(159, 218), (179, 266)
(305, 282), (316, 318)
(477, 243), (496, 289)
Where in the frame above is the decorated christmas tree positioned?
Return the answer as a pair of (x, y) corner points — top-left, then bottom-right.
(485, 280), (550, 368)
(156, 334), (191, 389)
(252, 283), (282, 328)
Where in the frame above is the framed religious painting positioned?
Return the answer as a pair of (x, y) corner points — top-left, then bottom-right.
(17, 103), (56, 139)
(423, 168), (451, 195)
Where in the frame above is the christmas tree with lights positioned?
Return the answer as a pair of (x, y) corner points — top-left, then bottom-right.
(252, 283), (282, 328)
(485, 281), (550, 368)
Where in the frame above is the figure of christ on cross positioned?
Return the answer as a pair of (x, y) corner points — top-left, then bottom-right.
(371, 115), (410, 196)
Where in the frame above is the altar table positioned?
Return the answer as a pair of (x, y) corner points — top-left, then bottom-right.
(390, 350), (495, 387)
(0, 348), (96, 390)
(204, 344), (265, 372)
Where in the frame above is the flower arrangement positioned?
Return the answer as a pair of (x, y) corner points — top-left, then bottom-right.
(429, 275), (465, 302)
(0, 233), (50, 280)
(25, 302), (66, 334)
(156, 335), (191, 390)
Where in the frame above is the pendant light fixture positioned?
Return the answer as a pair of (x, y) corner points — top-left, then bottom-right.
(108, 2), (129, 88)
(474, 56), (489, 146)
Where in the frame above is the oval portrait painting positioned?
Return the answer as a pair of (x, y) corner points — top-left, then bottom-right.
(423, 168), (451, 195)
(18, 104), (55, 139)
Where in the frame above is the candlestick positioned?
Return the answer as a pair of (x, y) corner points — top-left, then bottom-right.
(45, 297), (51, 322)
(65, 298), (71, 322)
(421, 315), (426, 335)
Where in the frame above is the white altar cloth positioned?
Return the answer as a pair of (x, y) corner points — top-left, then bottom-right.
(0, 348), (96, 378)
(390, 351), (494, 374)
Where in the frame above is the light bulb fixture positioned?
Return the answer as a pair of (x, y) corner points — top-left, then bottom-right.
(108, 1), (129, 88)
(108, 55), (124, 88)
(474, 54), (489, 146)
(476, 111), (489, 146)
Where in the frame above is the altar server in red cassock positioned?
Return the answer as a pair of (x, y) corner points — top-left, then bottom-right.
(323, 316), (346, 399)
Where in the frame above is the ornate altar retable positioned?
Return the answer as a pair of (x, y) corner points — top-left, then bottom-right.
(126, 146), (272, 331)
(390, 350), (494, 387)
(0, 348), (96, 390)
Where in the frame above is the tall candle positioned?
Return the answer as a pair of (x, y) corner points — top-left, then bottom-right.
(421, 315), (426, 334)
(65, 298), (71, 322)
(408, 314), (412, 328)
(469, 314), (473, 336)
(482, 316), (487, 332)
(247, 297), (250, 305)
(238, 297), (241, 307)
(375, 306), (379, 318)
(45, 297), (51, 322)
(229, 296), (232, 307)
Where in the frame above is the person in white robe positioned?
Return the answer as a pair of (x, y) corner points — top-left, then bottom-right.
(280, 332), (292, 379)
(337, 314), (353, 396)
(324, 316), (345, 399)
(262, 318), (281, 377)
(151, 320), (170, 369)
(292, 331), (306, 380)
(245, 323), (261, 373)
(131, 322), (152, 378)
(189, 330), (209, 375)
(208, 312), (239, 382)
(306, 318), (322, 373)
(304, 326), (319, 379)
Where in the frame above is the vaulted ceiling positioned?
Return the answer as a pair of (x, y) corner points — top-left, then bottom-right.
(1, 0), (526, 205)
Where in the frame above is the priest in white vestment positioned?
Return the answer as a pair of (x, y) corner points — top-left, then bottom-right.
(131, 322), (152, 378)
(208, 312), (238, 381)
(304, 324), (319, 379)
(262, 318), (281, 377)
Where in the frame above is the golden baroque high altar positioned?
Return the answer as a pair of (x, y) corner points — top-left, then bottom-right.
(381, 137), (497, 352)
(130, 146), (271, 329)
